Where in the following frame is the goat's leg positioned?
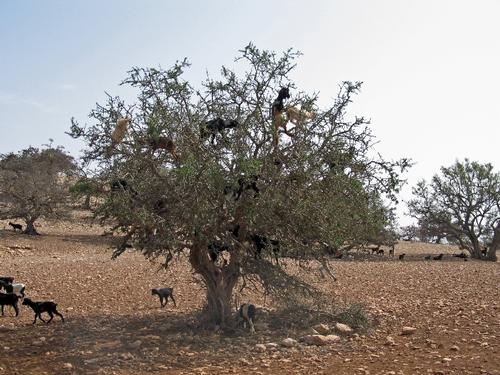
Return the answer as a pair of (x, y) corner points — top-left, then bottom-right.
(248, 318), (256, 334)
(160, 296), (165, 308)
(32, 314), (38, 324)
(14, 303), (19, 317)
(169, 294), (176, 307)
(46, 311), (54, 323)
(1, 305), (4, 316)
(54, 309), (64, 322)
(38, 313), (47, 323)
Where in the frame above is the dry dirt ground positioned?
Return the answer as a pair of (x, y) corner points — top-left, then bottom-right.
(0, 212), (499, 375)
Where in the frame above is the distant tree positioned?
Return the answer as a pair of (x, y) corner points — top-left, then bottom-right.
(69, 162), (102, 210)
(68, 44), (410, 326)
(0, 146), (76, 235)
(408, 159), (499, 261)
(399, 224), (418, 241)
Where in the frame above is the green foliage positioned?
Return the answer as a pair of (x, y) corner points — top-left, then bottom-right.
(69, 44), (410, 322)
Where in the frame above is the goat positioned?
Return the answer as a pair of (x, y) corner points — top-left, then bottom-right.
(239, 303), (256, 333)
(0, 277), (14, 285)
(151, 287), (176, 308)
(248, 234), (280, 264)
(271, 87), (291, 146)
(398, 253), (406, 260)
(8, 222), (22, 232)
(286, 106), (313, 125)
(148, 136), (179, 161)
(453, 252), (468, 259)
(201, 118), (239, 145)
(110, 179), (138, 196)
(0, 292), (20, 317)
(433, 253), (444, 261)
(111, 117), (130, 144)
(207, 241), (230, 263)
(22, 298), (64, 324)
(424, 255), (431, 260)
(0, 281), (25, 297)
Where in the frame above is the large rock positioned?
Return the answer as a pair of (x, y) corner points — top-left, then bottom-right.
(281, 338), (298, 348)
(302, 334), (340, 346)
(312, 323), (330, 335)
(335, 323), (353, 334)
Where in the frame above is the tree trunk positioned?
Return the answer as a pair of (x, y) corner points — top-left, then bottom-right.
(486, 222), (499, 262)
(23, 219), (40, 235)
(83, 193), (91, 210)
(189, 241), (240, 327)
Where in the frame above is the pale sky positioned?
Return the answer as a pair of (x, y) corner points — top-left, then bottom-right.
(1, 0), (499, 225)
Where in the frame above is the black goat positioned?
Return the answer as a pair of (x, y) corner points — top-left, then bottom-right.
(239, 303), (256, 333)
(0, 277), (14, 285)
(0, 292), (20, 317)
(201, 118), (239, 144)
(433, 253), (444, 261)
(271, 87), (291, 146)
(453, 252), (468, 259)
(151, 287), (176, 308)
(110, 179), (138, 196)
(8, 222), (22, 232)
(22, 298), (65, 324)
(424, 255), (431, 260)
(225, 175), (260, 201)
(399, 253), (406, 260)
(249, 234), (280, 263)
(207, 241), (231, 263)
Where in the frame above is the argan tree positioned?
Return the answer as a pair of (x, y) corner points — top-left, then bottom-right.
(408, 159), (499, 261)
(0, 146), (76, 235)
(68, 44), (410, 325)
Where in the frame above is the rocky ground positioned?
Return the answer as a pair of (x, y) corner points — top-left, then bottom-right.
(0, 212), (499, 375)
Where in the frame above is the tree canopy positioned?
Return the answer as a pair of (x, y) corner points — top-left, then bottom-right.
(0, 146), (76, 235)
(408, 159), (500, 261)
(68, 44), (410, 325)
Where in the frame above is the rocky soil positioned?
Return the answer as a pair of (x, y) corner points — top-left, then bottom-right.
(0, 213), (498, 375)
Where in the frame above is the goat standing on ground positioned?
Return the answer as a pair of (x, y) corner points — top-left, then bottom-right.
(239, 303), (256, 333)
(433, 253), (444, 260)
(8, 222), (22, 232)
(22, 298), (65, 324)
(151, 287), (176, 308)
(0, 292), (20, 317)
(399, 253), (406, 260)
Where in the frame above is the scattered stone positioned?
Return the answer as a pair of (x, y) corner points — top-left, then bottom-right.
(401, 327), (417, 335)
(240, 358), (251, 366)
(335, 323), (353, 334)
(385, 336), (396, 346)
(62, 363), (73, 369)
(119, 352), (134, 360)
(302, 334), (340, 346)
(84, 358), (100, 365)
(265, 343), (278, 349)
(313, 323), (330, 335)
(281, 338), (298, 348)
(129, 340), (142, 349)
(450, 345), (460, 351)
(255, 344), (267, 353)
